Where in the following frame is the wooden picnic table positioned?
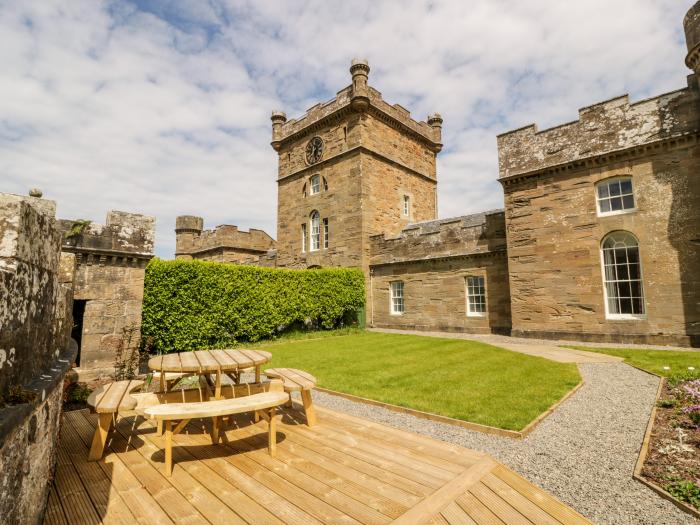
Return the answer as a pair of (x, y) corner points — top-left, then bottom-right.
(148, 349), (272, 399)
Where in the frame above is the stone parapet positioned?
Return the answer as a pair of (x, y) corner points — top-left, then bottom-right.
(175, 217), (276, 259)
(369, 210), (507, 267)
(273, 60), (441, 151)
(59, 210), (155, 259)
(497, 83), (700, 179)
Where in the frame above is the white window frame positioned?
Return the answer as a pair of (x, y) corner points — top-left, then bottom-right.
(390, 281), (404, 315)
(600, 231), (646, 320)
(323, 218), (329, 249)
(310, 211), (320, 251)
(301, 223), (307, 253)
(595, 177), (635, 217)
(466, 276), (486, 317)
(310, 175), (321, 195)
(402, 195), (410, 216)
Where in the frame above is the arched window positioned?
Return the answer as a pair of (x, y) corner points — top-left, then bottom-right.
(596, 177), (635, 215)
(601, 231), (645, 318)
(323, 176), (328, 191)
(310, 175), (321, 195)
(310, 211), (320, 251)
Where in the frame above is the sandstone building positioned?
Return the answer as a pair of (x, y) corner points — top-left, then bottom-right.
(59, 210), (155, 377)
(177, 3), (700, 347)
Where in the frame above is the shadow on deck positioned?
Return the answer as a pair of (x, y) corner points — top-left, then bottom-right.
(44, 406), (594, 524)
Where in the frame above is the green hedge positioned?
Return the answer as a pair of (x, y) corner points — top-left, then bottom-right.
(141, 259), (365, 352)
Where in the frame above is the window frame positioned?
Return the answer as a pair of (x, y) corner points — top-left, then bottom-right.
(310, 175), (321, 195)
(595, 177), (636, 217)
(465, 275), (487, 317)
(390, 281), (405, 315)
(599, 231), (646, 320)
(301, 223), (307, 253)
(309, 211), (321, 251)
(323, 217), (329, 249)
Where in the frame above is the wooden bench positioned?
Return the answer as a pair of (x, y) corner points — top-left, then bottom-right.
(264, 368), (317, 426)
(144, 379), (288, 475)
(86, 379), (144, 461)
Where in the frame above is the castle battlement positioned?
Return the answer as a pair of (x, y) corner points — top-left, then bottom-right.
(175, 215), (275, 260)
(369, 210), (506, 266)
(271, 60), (442, 150)
(59, 210), (155, 260)
(497, 81), (700, 180)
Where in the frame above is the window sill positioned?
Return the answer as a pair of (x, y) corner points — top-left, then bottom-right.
(605, 314), (647, 321)
(467, 312), (486, 318)
(390, 312), (404, 316)
(597, 208), (636, 218)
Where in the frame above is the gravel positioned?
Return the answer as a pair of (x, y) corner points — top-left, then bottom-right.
(305, 363), (698, 525)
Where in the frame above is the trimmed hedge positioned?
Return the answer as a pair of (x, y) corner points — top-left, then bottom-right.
(141, 259), (365, 352)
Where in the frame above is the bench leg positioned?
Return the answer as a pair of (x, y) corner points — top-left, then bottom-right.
(285, 392), (294, 408)
(88, 413), (113, 461)
(165, 421), (173, 476)
(211, 416), (220, 444)
(156, 420), (163, 437)
(301, 390), (317, 427)
(267, 408), (277, 457)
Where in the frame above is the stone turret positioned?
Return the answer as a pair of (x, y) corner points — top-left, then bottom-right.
(350, 58), (370, 112)
(685, 1), (700, 90)
(427, 113), (443, 152)
(270, 111), (287, 151)
(175, 215), (204, 257)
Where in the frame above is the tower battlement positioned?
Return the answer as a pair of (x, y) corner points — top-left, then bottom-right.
(271, 60), (442, 151)
(497, 83), (700, 180)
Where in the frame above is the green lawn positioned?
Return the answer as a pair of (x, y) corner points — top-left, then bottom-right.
(566, 346), (700, 378)
(257, 331), (580, 431)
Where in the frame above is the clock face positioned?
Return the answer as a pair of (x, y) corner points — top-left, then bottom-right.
(305, 136), (324, 165)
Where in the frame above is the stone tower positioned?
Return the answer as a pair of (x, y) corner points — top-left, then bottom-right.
(685, 1), (700, 90)
(271, 59), (443, 272)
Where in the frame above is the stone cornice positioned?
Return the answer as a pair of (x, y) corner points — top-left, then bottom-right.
(498, 132), (700, 188)
(61, 245), (153, 261)
(175, 246), (270, 257)
(277, 145), (437, 184)
(369, 249), (507, 269)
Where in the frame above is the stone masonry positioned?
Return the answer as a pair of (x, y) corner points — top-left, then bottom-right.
(175, 215), (276, 264)
(173, 2), (700, 346)
(0, 191), (76, 524)
(58, 210), (155, 377)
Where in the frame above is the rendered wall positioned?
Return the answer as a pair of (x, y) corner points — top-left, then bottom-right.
(0, 192), (75, 524)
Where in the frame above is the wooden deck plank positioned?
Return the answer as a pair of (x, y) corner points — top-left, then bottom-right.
(231, 418), (410, 518)
(220, 421), (394, 525)
(492, 465), (592, 525)
(52, 407), (593, 525)
(43, 484), (69, 525)
(69, 411), (175, 525)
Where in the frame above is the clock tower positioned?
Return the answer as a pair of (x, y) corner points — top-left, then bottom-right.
(271, 59), (443, 272)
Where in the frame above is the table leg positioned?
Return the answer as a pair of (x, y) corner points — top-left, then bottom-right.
(88, 413), (113, 461)
(301, 390), (317, 427)
(215, 371), (222, 399)
(159, 371), (166, 393)
(165, 421), (173, 476)
(255, 365), (261, 384)
(268, 408), (277, 457)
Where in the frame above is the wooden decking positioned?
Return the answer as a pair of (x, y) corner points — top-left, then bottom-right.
(45, 406), (594, 525)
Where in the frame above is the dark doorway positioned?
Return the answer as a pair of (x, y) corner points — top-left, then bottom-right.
(71, 300), (87, 366)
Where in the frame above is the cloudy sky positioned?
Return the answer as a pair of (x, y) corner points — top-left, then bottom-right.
(1, 0), (692, 258)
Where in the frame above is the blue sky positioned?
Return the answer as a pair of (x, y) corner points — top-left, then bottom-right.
(1, 0), (692, 258)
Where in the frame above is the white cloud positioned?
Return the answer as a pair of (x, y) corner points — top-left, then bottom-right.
(0, 0), (692, 257)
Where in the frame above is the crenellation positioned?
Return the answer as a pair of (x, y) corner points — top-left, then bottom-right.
(498, 87), (700, 179)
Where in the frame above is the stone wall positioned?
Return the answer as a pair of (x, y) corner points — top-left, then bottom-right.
(0, 192), (75, 524)
(175, 215), (275, 263)
(499, 84), (700, 346)
(59, 210), (155, 377)
(369, 211), (511, 334)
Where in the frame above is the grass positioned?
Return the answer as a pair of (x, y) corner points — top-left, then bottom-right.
(565, 346), (700, 378)
(257, 331), (581, 431)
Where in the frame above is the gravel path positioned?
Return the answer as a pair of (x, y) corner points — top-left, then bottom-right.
(305, 363), (698, 525)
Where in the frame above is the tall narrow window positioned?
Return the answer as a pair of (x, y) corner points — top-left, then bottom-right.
(596, 177), (635, 215)
(466, 276), (486, 316)
(601, 231), (645, 318)
(323, 218), (329, 249)
(403, 195), (410, 216)
(310, 211), (320, 251)
(310, 175), (321, 195)
(301, 223), (307, 253)
(390, 281), (404, 314)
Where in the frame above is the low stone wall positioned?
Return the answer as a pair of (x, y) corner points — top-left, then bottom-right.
(0, 192), (76, 524)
